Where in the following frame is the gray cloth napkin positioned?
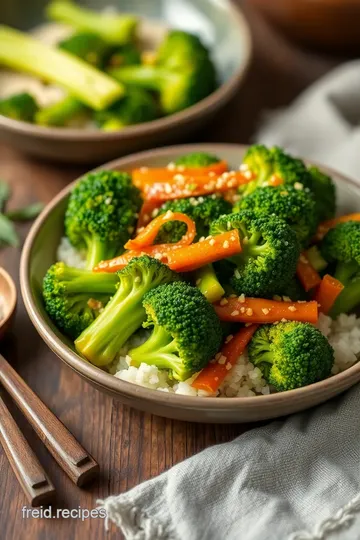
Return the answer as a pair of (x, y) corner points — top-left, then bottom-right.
(97, 62), (360, 540)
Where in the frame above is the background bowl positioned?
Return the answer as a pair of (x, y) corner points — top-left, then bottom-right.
(20, 144), (360, 423)
(0, 0), (251, 164)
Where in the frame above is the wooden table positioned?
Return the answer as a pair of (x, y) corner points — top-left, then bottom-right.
(0, 4), (341, 539)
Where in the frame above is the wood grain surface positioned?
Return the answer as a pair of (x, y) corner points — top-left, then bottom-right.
(0, 3), (342, 538)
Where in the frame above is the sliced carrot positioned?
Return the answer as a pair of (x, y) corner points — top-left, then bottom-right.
(314, 274), (344, 315)
(143, 171), (255, 201)
(137, 200), (162, 229)
(94, 230), (241, 274)
(125, 211), (196, 250)
(296, 254), (322, 292)
(214, 297), (318, 324)
(192, 325), (259, 393)
(266, 174), (283, 187)
(163, 230), (241, 272)
(132, 160), (229, 188)
(314, 213), (360, 242)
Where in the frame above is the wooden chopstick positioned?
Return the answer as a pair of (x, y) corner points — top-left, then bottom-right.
(0, 355), (99, 487)
(0, 395), (55, 506)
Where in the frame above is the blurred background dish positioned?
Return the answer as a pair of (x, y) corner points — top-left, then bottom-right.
(250, 0), (360, 53)
(0, 0), (251, 163)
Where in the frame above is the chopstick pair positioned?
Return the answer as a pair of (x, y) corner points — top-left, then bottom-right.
(0, 354), (99, 506)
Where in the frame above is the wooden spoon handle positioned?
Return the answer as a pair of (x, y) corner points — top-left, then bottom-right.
(0, 355), (99, 486)
(0, 395), (55, 506)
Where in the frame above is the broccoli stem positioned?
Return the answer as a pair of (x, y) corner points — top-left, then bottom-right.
(195, 264), (225, 303)
(330, 281), (360, 318)
(35, 96), (88, 127)
(46, 1), (137, 45)
(75, 285), (147, 366)
(110, 65), (170, 91)
(129, 325), (190, 380)
(85, 237), (119, 271)
(305, 246), (328, 272)
(334, 261), (359, 284)
(0, 25), (124, 110)
(61, 271), (118, 294)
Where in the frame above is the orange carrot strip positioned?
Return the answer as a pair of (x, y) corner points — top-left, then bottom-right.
(137, 200), (162, 229)
(125, 211), (196, 250)
(314, 213), (360, 242)
(132, 160), (229, 188)
(296, 254), (322, 292)
(144, 171), (255, 201)
(94, 230), (241, 274)
(214, 297), (318, 324)
(314, 274), (344, 315)
(163, 230), (241, 272)
(266, 174), (284, 187)
(192, 325), (259, 393)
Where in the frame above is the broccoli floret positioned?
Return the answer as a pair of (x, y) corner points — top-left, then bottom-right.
(65, 170), (142, 270)
(110, 30), (217, 115)
(236, 185), (317, 247)
(0, 92), (39, 122)
(320, 221), (360, 316)
(35, 95), (88, 127)
(156, 195), (232, 244)
(106, 44), (141, 69)
(239, 145), (313, 198)
(174, 152), (221, 168)
(210, 210), (300, 297)
(46, 1), (138, 45)
(0, 25), (124, 111)
(94, 87), (158, 131)
(43, 262), (118, 339)
(75, 256), (179, 366)
(307, 166), (336, 223)
(248, 322), (334, 391)
(128, 281), (222, 381)
(276, 277), (308, 302)
(58, 32), (110, 67)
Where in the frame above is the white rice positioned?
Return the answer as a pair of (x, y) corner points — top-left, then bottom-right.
(57, 237), (86, 269)
(57, 240), (360, 398)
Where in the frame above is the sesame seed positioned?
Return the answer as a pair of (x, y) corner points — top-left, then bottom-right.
(174, 174), (185, 182)
(240, 307), (246, 313)
(220, 298), (228, 306)
(239, 163), (249, 172)
(167, 162), (175, 170)
(177, 166), (185, 172)
(209, 239), (215, 246)
(238, 294), (245, 303)
(137, 226), (144, 233)
(164, 210), (174, 219)
(215, 352), (221, 360)
(281, 318), (287, 323)
(244, 170), (253, 179)
(294, 182), (303, 190)
(199, 236), (206, 242)
(226, 362), (232, 371)
(229, 294), (237, 298)
(165, 184), (172, 194)
(297, 300), (306, 303)
(246, 308), (253, 316)
(105, 197), (112, 205)
(288, 305), (297, 312)
(223, 241), (230, 249)
(152, 208), (159, 218)
(225, 334), (233, 343)
(154, 253), (163, 260)
(283, 296), (291, 302)
(218, 355), (227, 364)
(214, 377), (219, 381)
(134, 276), (141, 283)
(231, 310), (239, 316)
(273, 295), (282, 302)
(140, 166), (149, 172)
(262, 308), (269, 315)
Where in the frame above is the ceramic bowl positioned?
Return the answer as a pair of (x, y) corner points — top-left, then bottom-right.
(20, 144), (360, 423)
(0, 268), (17, 340)
(0, 0), (251, 164)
